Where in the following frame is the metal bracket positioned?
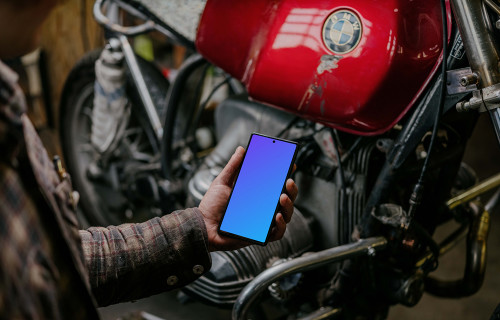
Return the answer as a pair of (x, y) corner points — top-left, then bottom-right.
(447, 67), (478, 95)
(456, 82), (500, 112)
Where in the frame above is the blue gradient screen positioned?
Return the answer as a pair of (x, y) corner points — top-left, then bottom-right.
(220, 134), (297, 243)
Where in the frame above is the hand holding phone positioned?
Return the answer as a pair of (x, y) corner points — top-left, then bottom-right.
(218, 133), (298, 246)
(199, 137), (298, 251)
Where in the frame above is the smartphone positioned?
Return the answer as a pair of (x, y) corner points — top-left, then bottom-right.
(218, 133), (299, 246)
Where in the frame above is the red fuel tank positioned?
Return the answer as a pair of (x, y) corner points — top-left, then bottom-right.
(196, 0), (448, 135)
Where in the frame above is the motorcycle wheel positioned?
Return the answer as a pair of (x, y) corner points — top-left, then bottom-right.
(59, 49), (169, 226)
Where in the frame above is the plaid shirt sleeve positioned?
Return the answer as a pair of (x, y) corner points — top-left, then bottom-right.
(79, 207), (211, 307)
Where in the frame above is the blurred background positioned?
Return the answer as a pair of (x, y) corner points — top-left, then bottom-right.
(7, 1), (500, 319)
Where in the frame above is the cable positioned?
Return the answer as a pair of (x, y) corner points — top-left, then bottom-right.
(189, 74), (231, 155)
(330, 128), (349, 244)
(413, 221), (440, 271)
(276, 116), (300, 138)
(417, 0), (448, 185)
(160, 54), (207, 179)
(331, 129), (347, 189)
(181, 63), (210, 139)
(407, 0), (448, 221)
(340, 136), (363, 165)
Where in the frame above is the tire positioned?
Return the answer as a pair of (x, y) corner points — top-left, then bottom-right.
(59, 49), (169, 226)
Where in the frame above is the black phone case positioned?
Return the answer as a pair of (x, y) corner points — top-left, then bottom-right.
(217, 132), (299, 246)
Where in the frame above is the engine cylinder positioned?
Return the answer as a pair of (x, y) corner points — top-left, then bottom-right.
(182, 208), (313, 306)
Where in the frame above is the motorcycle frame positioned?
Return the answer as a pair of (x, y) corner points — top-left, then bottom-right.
(93, 0), (197, 144)
(451, 0), (500, 142)
(90, 0), (500, 318)
(233, 1), (498, 317)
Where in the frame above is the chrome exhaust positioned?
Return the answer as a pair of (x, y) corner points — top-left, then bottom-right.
(232, 237), (387, 320)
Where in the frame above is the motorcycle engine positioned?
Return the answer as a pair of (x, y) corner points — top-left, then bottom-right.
(182, 96), (381, 306)
(182, 208), (313, 306)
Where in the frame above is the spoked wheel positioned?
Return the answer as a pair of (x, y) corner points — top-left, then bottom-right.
(59, 49), (169, 226)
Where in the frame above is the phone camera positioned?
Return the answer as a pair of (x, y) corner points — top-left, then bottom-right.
(273, 140), (275, 143)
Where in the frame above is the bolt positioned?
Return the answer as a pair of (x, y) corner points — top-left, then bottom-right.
(460, 73), (478, 87)
(367, 247), (376, 257)
(456, 101), (469, 112)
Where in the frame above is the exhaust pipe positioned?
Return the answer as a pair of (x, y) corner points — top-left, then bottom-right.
(425, 201), (490, 297)
(232, 237), (387, 320)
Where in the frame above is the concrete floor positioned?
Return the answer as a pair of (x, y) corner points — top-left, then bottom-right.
(42, 114), (500, 319)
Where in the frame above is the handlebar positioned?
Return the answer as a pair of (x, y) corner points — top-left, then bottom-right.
(93, 0), (155, 36)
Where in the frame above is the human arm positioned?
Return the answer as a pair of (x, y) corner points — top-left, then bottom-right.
(80, 146), (298, 306)
(79, 208), (211, 307)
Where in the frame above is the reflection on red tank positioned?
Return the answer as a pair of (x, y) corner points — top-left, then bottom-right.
(196, 0), (449, 135)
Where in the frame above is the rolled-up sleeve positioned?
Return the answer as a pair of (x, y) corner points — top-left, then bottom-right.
(79, 207), (211, 307)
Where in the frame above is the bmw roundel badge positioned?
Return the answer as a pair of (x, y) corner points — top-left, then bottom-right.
(322, 10), (362, 54)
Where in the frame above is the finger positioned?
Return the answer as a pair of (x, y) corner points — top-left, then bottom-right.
(292, 164), (297, 173)
(285, 179), (298, 202)
(216, 146), (245, 186)
(269, 213), (287, 242)
(279, 193), (293, 223)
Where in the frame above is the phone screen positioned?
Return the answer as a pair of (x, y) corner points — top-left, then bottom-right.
(219, 133), (298, 245)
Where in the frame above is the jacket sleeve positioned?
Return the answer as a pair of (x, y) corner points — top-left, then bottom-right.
(79, 207), (211, 307)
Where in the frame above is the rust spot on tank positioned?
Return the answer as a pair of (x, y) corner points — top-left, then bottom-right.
(317, 55), (342, 74)
(299, 55), (341, 111)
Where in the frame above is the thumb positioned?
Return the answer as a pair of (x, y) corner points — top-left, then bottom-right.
(216, 146), (245, 186)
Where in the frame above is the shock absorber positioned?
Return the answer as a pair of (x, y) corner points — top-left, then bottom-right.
(91, 40), (128, 154)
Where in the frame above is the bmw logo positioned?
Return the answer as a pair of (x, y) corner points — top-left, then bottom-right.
(322, 10), (362, 54)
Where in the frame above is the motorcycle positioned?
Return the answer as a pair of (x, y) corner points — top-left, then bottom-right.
(58, 0), (500, 318)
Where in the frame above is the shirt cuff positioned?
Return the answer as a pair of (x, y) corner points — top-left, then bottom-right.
(161, 207), (212, 290)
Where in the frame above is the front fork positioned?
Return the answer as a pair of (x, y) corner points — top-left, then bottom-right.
(94, 0), (163, 143)
(452, 0), (500, 143)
